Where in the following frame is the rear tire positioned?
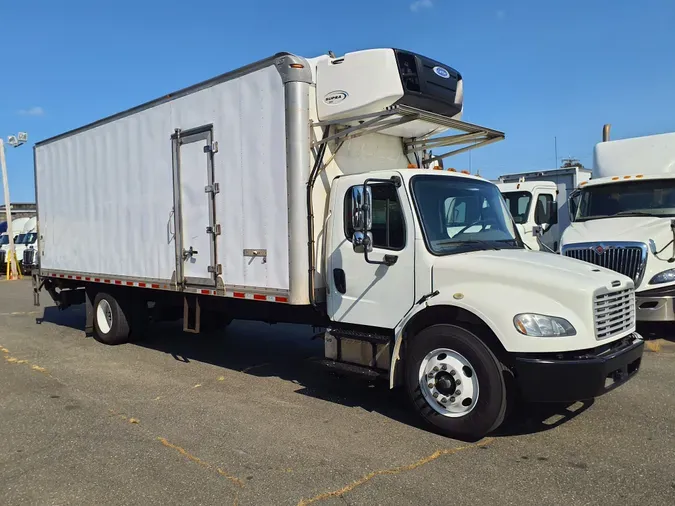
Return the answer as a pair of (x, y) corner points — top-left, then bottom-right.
(404, 324), (507, 440)
(93, 292), (131, 345)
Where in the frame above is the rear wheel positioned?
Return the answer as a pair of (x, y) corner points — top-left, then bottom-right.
(93, 292), (131, 345)
(405, 324), (507, 440)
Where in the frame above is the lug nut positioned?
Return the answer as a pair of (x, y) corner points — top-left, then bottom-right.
(428, 372), (434, 378)
(433, 392), (439, 398)
(441, 398), (448, 404)
(441, 364), (447, 371)
(428, 382), (434, 388)
(455, 389), (461, 396)
(433, 366), (439, 372)
(450, 396), (456, 403)
(450, 370), (456, 376)
(456, 379), (462, 386)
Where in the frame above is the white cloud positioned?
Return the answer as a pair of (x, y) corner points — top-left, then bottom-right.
(410, 0), (433, 12)
(18, 106), (44, 116)
(496, 10), (506, 19)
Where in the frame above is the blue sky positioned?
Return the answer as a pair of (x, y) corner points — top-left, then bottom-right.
(1, 0), (674, 202)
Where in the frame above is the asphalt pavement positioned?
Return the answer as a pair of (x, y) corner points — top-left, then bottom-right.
(1, 278), (674, 505)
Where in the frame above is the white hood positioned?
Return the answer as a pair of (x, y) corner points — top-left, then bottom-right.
(561, 216), (664, 244)
(562, 216), (675, 292)
(429, 248), (635, 353)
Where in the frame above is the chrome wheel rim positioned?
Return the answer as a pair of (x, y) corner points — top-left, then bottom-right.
(418, 348), (479, 417)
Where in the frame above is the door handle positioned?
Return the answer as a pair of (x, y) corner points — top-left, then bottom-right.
(333, 268), (346, 294)
(183, 247), (198, 260)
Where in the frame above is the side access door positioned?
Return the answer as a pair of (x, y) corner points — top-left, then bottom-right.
(327, 173), (415, 329)
(171, 126), (219, 287)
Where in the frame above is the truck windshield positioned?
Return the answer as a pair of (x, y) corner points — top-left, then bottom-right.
(24, 233), (37, 244)
(411, 175), (522, 255)
(0, 235), (7, 245)
(575, 179), (675, 221)
(501, 191), (532, 224)
(15, 234), (26, 244)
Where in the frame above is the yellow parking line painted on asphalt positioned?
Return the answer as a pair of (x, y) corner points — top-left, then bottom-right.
(0, 310), (42, 316)
(296, 437), (495, 506)
(158, 437), (245, 488)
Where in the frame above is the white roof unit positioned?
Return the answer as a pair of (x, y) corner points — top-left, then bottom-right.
(310, 48), (504, 165)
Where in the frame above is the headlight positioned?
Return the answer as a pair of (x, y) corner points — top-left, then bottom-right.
(513, 313), (576, 337)
(649, 268), (675, 285)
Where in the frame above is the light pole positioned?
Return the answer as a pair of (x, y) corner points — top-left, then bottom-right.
(0, 131), (28, 280)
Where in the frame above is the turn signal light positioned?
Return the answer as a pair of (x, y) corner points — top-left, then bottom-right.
(289, 63), (305, 69)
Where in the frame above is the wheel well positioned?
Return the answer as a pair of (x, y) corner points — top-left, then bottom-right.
(402, 306), (511, 366)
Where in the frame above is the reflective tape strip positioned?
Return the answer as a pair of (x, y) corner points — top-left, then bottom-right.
(42, 273), (288, 303)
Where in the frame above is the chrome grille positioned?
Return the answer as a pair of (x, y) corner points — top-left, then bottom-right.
(562, 242), (648, 285)
(594, 289), (635, 340)
(23, 249), (35, 266)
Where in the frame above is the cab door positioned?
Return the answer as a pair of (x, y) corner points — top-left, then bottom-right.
(532, 188), (558, 252)
(326, 173), (415, 329)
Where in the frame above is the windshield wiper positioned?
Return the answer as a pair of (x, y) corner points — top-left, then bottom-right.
(435, 239), (501, 251)
(612, 211), (661, 218)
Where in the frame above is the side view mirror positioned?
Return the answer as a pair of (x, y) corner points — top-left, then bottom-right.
(568, 189), (581, 223)
(548, 201), (558, 225)
(649, 239), (657, 255)
(352, 185), (372, 254)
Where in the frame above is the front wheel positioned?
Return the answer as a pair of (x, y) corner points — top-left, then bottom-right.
(404, 324), (507, 440)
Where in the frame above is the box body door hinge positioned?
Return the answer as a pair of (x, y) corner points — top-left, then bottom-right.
(204, 182), (220, 194)
(207, 264), (223, 275)
(203, 141), (219, 154)
(206, 224), (221, 236)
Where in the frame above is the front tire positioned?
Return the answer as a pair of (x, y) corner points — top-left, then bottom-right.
(93, 291), (131, 345)
(404, 324), (507, 440)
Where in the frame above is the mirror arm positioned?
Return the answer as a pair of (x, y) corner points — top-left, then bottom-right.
(362, 236), (398, 266)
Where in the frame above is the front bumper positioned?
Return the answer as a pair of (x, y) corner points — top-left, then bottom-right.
(514, 333), (644, 403)
(636, 285), (675, 322)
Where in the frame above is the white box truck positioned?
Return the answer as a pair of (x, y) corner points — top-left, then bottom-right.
(562, 128), (675, 322)
(497, 167), (592, 252)
(32, 49), (643, 439)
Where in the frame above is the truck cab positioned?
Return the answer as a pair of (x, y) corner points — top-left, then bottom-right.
(498, 180), (559, 251)
(561, 131), (675, 322)
(0, 217), (30, 268)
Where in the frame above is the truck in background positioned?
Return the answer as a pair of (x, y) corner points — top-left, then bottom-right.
(562, 126), (675, 322)
(14, 217), (38, 271)
(0, 216), (30, 270)
(32, 49), (643, 439)
(497, 167), (592, 252)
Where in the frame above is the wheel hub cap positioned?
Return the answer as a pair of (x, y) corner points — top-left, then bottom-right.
(418, 348), (480, 418)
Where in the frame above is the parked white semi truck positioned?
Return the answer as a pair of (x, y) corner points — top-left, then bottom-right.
(562, 129), (675, 322)
(497, 167), (592, 252)
(32, 49), (643, 439)
(0, 216), (30, 269)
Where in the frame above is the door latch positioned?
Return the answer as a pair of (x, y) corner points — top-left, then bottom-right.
(182, 246), (198, 260)
(204, 182), (220, 195)
(207, 264), (223, 275)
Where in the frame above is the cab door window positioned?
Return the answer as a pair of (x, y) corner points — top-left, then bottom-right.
(345, 184), (405, 250)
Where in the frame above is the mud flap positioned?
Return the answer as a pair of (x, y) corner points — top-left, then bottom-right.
(85, 287), (94, 337)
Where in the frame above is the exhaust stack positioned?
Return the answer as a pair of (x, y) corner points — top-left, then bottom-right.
(602, 124), (611, 142)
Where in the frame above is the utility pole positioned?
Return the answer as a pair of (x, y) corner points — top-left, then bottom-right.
(0, 132), (28, 280)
